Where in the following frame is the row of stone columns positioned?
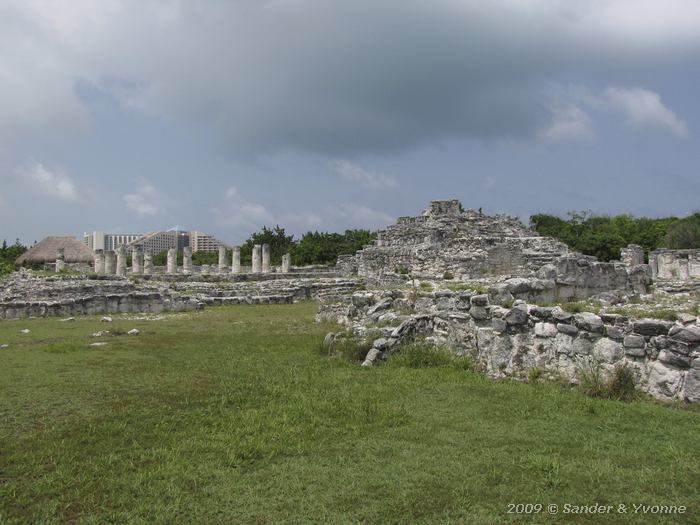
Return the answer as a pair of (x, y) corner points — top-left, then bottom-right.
(91, 244), (292, 276)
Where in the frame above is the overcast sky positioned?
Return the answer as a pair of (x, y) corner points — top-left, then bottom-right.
(1, 0), (699, 245)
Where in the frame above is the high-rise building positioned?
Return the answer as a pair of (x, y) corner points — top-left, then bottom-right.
(190, 230), (228, 252)
(84, 228), (227, 254)
(83, 231), (141, 251)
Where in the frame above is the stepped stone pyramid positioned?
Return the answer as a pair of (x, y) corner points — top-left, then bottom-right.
(344, 199), (571, 279)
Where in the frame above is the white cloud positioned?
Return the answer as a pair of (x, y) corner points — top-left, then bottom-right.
(17, 162), (79, 201)
(539, 104), (594, 143)
(280, 211), (324, 229)
(123, 183), (167, 216)
(213, 186), (275, 240)
(331, 160), (397, 190)
(603, 87), (689, 137)
(334, 203), (394, 230)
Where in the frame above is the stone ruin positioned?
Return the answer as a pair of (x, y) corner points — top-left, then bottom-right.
(320, 200), (700, 404)
(340, 199), (571, 280)
(2, 199), (699, 404)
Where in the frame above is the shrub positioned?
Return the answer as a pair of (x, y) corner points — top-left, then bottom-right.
(575, 357), (639, 402)
(576, 357), (607, 398)
(443, 270), (454, 280)
(528, 367), (543, 384)
(396, 265), (410, 275)
(607, 363), (639, 402)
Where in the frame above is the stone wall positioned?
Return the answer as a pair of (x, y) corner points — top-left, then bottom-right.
(0, 272), (360, 320)
(319, 289), (700, 403)
(650, 249), (700, 281)
(488, 255), (650, 305)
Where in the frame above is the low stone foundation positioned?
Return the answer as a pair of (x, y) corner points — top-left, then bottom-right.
(318, 288), (700, 403)
(0, 272), (360, 320)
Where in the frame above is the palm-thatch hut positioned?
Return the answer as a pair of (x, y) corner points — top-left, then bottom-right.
(16, 236), (94, 266)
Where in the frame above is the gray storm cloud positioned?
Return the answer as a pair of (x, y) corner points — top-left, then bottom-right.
(1, 0), (699, 156)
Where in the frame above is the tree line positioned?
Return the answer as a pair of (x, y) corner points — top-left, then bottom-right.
(149, 226), (377, 267)
(0, 239), (28, 278)
(529, 211), (700, 262)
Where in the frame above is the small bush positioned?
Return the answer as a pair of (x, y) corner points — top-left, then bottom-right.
(443, 271), (454, 280)
(528, 367), (543, 384)
(576, 357), (639, 402)
(576, 357), (607, 398)
(396, 265), (410, 275)
(608, 363), (639, 402)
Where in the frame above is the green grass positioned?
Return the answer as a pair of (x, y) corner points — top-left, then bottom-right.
(1, 303), (699, 524)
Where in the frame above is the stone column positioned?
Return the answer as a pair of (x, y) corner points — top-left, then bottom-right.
(116, 245), (127, 277)
(132, 247), (143, 274)
(262, 244), (271, 273)
(55, 248), (66, 272)
(218, 245), (227, 274)
(94, 249), (105, 274)
(104, 250), (116, 275)
(620, 244), (644, 266)
(281, 253), (291, 273)
(231, 246), (241, 274)
(143, 252), (153, 275)
(252, 244), (262, 273)
(183, 247), (193, 274)
(167, 248), (177, 275)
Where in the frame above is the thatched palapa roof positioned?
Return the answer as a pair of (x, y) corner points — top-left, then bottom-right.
(16, 236), (94, 264)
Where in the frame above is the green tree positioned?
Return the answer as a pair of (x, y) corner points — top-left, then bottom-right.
(665, 212), (700, 249)
(240, 226), (294, 265)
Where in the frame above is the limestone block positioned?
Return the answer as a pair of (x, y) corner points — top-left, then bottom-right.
(668, 324), (700, 344)
(551, 307), (573, 323)
(534, 322), (557, 338)
(593, 338), (623, 364)
(623, 335), (645, 348)
(572, 337), (593, 356)
(657, 349), (691, 368)
(492, 318), (507, 333)
(469, 306), (488, 320)
(553, 333), (574, 355)
(605, 325), (624, 340)
(574, 312), (603, 333)
(556, 323), (579, 336)
(504, 304), (529, 325)
(680, 359), (700, 402)
(646, 361), (683, 398)
(470, 294), (489, 307)
(632, 319), (672, 337)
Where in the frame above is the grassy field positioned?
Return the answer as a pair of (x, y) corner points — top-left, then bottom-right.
(0, 302), (698, 524)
